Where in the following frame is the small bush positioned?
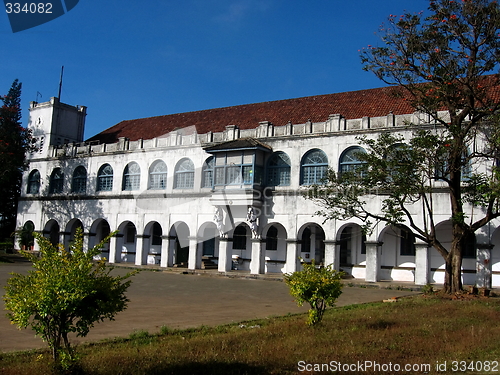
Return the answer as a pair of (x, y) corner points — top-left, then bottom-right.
(284, 260), (344, 326)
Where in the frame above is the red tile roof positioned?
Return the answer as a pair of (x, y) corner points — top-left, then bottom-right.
(87, 78), (500, 143)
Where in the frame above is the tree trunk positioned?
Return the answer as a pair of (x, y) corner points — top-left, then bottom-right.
(443, 231), (465, 294)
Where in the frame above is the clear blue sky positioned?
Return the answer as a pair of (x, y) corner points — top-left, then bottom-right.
(0, 0), (426, 139)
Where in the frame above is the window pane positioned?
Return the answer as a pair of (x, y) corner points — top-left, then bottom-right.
(72, 167), (87, 193)
(123, 163), (141, 191)
(149, 161), (167, 190)
(202, 157), (214, 188)
(226, 166), (241, 184)
(301, 150), (328, 185)
(203, 170), (213, 188)
(49, 169), (64, 194)
(175, 159), (194, 189)
(215, 167), (225, 185)
(339, 147), (366, 175)
(267, 152), (291, 186)
(27, 170), (40, 194)
(242, 166), (253, 184)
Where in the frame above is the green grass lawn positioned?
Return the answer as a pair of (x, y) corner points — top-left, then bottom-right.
(1, 294), (499, 374)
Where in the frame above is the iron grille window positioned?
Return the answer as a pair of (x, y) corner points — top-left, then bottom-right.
(301, 149), (328, 185)
(49, 168), (64, 194)
(339, 146), (366, 174)
(149, 161), (167, 190)
(27, 170), (40, 194)
(97, 164), (113, 191)
(71, 166), (87, 194)
(123, 162), (141, 191)
(175, 158), (195, 189)
(202, 156), (214, 188)
(267, 152), (291, 186)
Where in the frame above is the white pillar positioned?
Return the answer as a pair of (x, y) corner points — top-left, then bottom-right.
(476, 244), (492, 289)
(324, 240), (338, 269)
(365, 242), (381, 282)
(285, 239), (299, 274)
(108, 235), (119, 263)
(135, 235), (145, 265)
(414, 242), (429, 285)
(160, 236), (172, 268)
(188, 236), (199, 270)
(250, 239), (265, 274)
(218, 238), (232, 272)
(83, 232), (90, 252)
(169, 236), (178, 265)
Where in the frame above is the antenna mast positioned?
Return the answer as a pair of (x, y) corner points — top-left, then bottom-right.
(58, 66), (64, 101)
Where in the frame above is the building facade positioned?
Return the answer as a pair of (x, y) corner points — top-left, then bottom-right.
(16, 87), (500, 288)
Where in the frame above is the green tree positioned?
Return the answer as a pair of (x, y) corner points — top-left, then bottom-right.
(0, 79), (33, 239)
(309, 0), (500, 294)
(284, 261), (343, 326)
(4, 228), (136, 367)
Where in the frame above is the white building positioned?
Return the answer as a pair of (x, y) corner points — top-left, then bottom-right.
(15, 86), (500, 288)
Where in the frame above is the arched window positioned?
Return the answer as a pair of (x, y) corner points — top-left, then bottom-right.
(266, 226), (279, 250)
(300, 149), (328, 185)
(267, 152), (291, 186)
(71, 166), (87, 194)
(202, 156), (214, 188)
(339, 146), (366, 174)
(149, 160), (167, 190)
(97, 164), (113, 191)
(174, 158), (195, 189)
(122, 162), (141, 191)
(27, 169), (40, 194)
(49, 168), (64, 194)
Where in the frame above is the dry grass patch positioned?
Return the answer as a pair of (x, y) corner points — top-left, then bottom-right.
(1, 295), (500, 374)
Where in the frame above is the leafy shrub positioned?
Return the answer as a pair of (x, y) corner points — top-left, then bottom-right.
(3, 228), (137, 369)
(284, 260), (344, 326)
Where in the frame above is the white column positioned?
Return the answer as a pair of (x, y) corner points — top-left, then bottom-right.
(365, 242), (381, 282)
(188, 236), (199, 270)
(476, 245), (492, 289)
(285, 239), (299, 274)
(83, 232), (90, 252)
(160, 236), (172, 268)
(218, 238), (232, 272)
(135, 235), (145, 265)
(414, 242), (429, 285)
(169, 236), (178, 265)
(250, 239), (265, 274)
(108, 235), (119, 263)
(324, 240), (338, 269)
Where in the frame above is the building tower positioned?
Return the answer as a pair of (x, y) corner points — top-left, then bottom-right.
(28, 97), (87, 158)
